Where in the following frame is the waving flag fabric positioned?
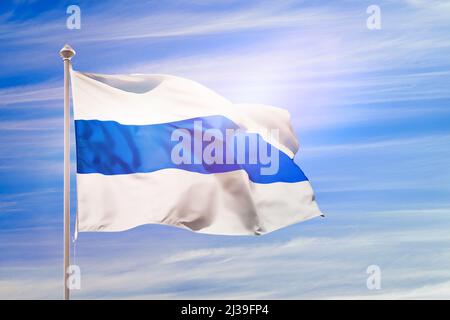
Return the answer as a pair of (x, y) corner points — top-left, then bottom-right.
(71, 70), (322, 236)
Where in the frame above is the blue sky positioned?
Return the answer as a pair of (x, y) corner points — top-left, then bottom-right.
(1, 0), (450, 299)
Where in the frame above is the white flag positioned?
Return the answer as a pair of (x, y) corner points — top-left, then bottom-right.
(71, 70), (322, 236)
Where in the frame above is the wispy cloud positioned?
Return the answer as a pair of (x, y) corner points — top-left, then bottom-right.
(303, 134), (450, 155)
(0, 117), (62, 131)
(2, 207), (449, 299)
(300, 133), (450, 197)
(0, 84), (61, 106)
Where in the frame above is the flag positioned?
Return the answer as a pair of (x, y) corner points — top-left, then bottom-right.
(70, 70), (322, 236)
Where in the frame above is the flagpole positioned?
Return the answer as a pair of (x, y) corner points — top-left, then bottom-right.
(60, 44), (75, 300)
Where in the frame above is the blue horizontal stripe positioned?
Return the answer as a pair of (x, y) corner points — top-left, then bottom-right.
(75, 115), (308, 183)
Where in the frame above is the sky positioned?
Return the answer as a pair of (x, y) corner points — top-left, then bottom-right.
(1, 0), (450, 299)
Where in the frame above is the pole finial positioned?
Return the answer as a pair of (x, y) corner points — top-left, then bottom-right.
(60, 44), (76, 60)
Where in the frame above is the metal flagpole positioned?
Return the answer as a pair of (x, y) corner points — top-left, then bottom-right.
(60, 44), (75, 300)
